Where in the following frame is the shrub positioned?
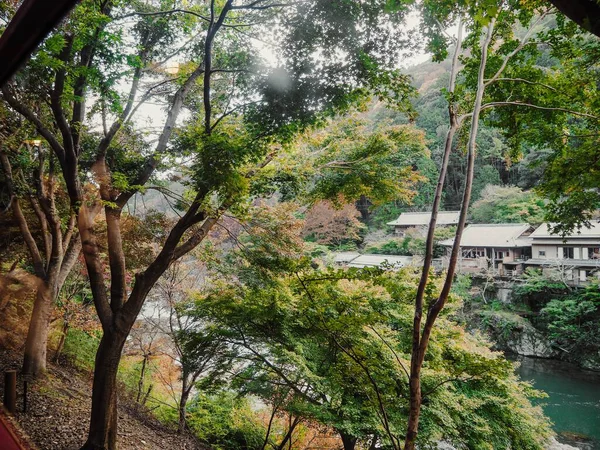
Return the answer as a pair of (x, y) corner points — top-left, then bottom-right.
(62, 328), (100, 371)
(187, 392), (265, 450)
(365, 237), (413, 255)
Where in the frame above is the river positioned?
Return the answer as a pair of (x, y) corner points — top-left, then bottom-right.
(513, 356), (600, 449)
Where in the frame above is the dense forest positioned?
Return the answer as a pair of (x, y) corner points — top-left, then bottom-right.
(0, 1), (599, 450)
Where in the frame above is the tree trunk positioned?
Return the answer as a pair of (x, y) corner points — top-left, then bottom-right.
(177, 387), (190, 434)
(81, 330), (127, 450)
(404, 370), (422, 449)
(141, 385), (152, 406)
(22, 282), (53, 376)
(339, 432), (357, 450)
(276, 415), (300, 450)
(368, 435), (378, 450)
(53, 321), (69, 363)
(355, 195), (371, 221)
(404, 16), (495, 450)
(136, 353), (148, 403)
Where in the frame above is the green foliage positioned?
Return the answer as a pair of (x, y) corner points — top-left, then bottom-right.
(177, 121), (261, 203)
(469, 13), (600, 233)
(512, 268), (571, 311)
(62, 329), (100, 371)
(540, 284), (600, 358)
(478, 309), (524, 341)
(264, 115), (430, 209)
(186, 392), (265, 450)
(369, 203), (405, 230)
(451, 274), (473, 299)
(309, 121), (427, 206)
(366, 228), (454, 257)
(365, 237), (415, 255)
(186, 232), (552, 449)
(243, 0), (417, 140)
(470, 185), (547, 224)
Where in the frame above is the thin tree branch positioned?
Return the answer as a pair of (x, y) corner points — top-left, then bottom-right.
(114, 9), (211, 23)
(0, 150), (45, 277)
(484, 77), (556, 91)
(479, 101), (600, 120)
(1, 86), (66, 162)
(484, 9), (551, 88)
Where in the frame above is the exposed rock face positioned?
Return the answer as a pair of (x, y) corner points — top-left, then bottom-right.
(479, 310), (556, 358)
(506, 323), (556, 358)
(579, 352), (600, 371)
(546, 437), (581, 450)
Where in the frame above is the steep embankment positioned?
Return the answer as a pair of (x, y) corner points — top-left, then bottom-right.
(0, 349), (203, 450)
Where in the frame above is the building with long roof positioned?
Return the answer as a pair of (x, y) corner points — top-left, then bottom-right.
(387, 211), (460, 235)
(439, 223), (534, 276)
(334, 253), (413, 269)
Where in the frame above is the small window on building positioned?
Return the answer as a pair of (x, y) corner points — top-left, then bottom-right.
(538, 250), (546, 257)
(462, 248), (485, 258)
(589, 248), (600, 259)
(562, 247), (574, 259)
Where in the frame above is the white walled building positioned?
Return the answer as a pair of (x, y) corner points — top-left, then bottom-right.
(525, 223), (600, 284)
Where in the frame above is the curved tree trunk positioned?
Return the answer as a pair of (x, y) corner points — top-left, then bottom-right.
(404, 15), (496, 450)
(81, 330), (127, 450)
(22, 282), (54, 375)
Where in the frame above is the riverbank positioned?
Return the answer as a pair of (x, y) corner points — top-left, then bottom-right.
(513, 356), (600, 449)
(463, 275), (600, 371)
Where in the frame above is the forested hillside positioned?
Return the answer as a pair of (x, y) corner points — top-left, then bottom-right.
(364, 56), (551, 228)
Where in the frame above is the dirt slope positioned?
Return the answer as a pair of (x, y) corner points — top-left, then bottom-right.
(0, 350), (205, 450)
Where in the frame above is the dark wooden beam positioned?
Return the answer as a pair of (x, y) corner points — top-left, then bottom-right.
(548, 0), (600, 38)
(0, 0), (81, 86)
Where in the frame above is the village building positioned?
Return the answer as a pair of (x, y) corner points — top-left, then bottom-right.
(524, 222), (600, 284)
(439, 223), (534, 276)
(334, 252), (413, 269)
(387, 211), (460, 236)
(334, 222), (600, 285)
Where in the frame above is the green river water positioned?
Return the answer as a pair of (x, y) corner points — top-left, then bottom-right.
(514, 356), (600, 449)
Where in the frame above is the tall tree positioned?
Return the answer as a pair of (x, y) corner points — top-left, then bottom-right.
(403, 2), (574, 448)
(146, 261), (232, 434)
(0, 103), (81, 375)
(481, 15), (600, 234)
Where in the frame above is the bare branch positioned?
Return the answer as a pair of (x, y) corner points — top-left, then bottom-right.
(114, 9), (211, 23)
(1, 85), (65, 161)
(484, 77), (556, 91)
(231, 0), (298, 10)
(479, 101), (600, 120)
(484, 9), (552, 87)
